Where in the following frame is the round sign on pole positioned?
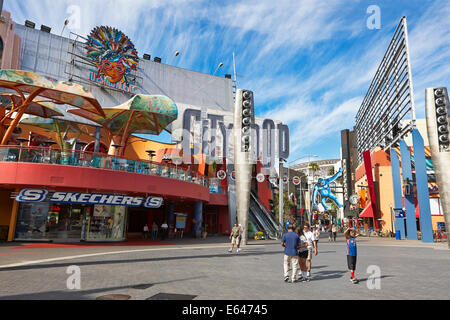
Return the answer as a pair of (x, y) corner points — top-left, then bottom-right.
(217, 170), (227, 180)
(282, 176), (288, 184)
(230, 171), (235, 181)
(349, 194), (359, 205)
(269, 176), (277, 184)
(292, 176), (301, 185)
(256, 173), (265, 183)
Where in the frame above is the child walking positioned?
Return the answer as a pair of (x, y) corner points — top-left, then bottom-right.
(345, 228), (360, 284)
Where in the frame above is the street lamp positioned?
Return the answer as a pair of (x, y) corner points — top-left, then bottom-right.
(279, 158), (287, 229)
(146, 150), (156, 173)
(170, 51), (181, 65)
(61, 19), (69, 36)
(213, 62), (224, 76)
(146, 150), (156, 164)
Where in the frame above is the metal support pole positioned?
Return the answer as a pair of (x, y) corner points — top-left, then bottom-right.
(425, 87), (450, 248)
(279, 160), (284, 228)
(94, 127), (101, 153)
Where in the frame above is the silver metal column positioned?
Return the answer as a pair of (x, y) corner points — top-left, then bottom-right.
(234, 89), (254, 246)
(425, 87), (450, 248)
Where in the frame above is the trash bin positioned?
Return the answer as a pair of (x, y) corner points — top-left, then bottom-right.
(395, 230), (401, 240)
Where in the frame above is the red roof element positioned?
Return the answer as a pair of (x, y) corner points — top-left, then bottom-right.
(359, 203), (374, 218)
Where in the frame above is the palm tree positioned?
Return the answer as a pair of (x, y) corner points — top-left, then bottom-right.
(274, 192), (295, 225)
(309, 162), (320, 180)
(328, 167), (335, 176)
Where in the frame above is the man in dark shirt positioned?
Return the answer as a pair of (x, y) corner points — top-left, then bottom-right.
(282, 224), (302, 283)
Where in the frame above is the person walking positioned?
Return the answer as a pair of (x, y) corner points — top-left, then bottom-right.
(295, 227), (309, 282)
(151, 221), (158, 240)
(228, 223), (242, 253)
(332, 224), (337, 242)
(303, 223), (318, 280)
(313, 225), (321, 242)
(345, 227), (360, 284)
(161, 221), (169, 240)
(328, 224), (333, 242)
(143, 224), (149, 239)
(282, 224), (301, 283)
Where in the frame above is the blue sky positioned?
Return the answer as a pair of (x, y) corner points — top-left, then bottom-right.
(4, 0), (450, 164)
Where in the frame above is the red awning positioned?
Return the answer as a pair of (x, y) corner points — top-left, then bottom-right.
(359, 203), (374, 218)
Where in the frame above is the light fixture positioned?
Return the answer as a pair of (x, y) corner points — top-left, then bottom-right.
(435, 88), (444, 97)
(25, 20), (35, 28)
(435, 97), (445, 106)
(213, 62), (223, 75)
(41, 25), (51, 33)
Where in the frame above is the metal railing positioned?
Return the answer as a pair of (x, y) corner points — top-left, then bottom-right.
(0, 145), (208, 187)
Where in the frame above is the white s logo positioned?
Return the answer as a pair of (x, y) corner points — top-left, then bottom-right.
(15, 189), (48, 202)
(144, 197), (163, 208)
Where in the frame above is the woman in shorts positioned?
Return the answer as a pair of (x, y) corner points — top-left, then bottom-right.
(295, 227), (309, 282)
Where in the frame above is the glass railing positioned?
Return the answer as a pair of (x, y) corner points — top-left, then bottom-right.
(0, 145), (208, 187)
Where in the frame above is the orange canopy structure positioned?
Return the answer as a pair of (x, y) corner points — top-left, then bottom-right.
(0, 69), (104, 145)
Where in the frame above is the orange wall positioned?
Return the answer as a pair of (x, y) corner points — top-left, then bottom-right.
(375, 165), (395, 232)
(431, 215), (445, 231)
(354, 148), (395, 232)
(0, 189), (13, 226)
(124, 136), (177, 161)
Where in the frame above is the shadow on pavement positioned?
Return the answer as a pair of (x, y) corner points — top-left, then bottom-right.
(357, 275), (393, 282)
(310, 270), (347, 281)
(0, 275), (206, 300)
(0, 249), (283, 272)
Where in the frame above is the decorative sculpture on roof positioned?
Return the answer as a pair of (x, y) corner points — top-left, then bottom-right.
(312, 168), (343, 211)
(85, 26), (139, 85)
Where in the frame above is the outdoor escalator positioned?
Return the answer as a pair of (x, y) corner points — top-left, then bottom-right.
(249, 192), (281, 240)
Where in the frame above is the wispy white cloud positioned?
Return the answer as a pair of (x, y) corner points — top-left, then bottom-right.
(4, 0), (450, 161)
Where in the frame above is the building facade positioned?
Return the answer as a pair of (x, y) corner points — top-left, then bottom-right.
(0, 11), (286, 242)
(352, 119), (445, 234)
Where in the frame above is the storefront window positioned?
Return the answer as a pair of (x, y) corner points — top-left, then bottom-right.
(15, 203), (88, 241)
(15, 202), (126, 242)
(15, 203), (50, 239)
(86, 205), (127, 241)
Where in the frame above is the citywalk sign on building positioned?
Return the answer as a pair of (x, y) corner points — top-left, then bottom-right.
(15, 189), (163, 208)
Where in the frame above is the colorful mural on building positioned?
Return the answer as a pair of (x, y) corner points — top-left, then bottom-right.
(85, 26), (139, 85)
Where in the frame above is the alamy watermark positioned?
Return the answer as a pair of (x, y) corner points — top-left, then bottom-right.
(66, 5), (81, 32)
(367, 5), (381, 30)
(366, 265), (381, 290)
(66, 265), (81, 290)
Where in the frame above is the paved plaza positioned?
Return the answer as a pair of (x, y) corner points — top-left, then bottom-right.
(0, 234), (449, 300)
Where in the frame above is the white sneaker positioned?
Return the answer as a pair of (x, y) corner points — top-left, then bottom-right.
(237, 248), (241, 253)
(228, 248), (232, 253)
(307, 271), (311, 278)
